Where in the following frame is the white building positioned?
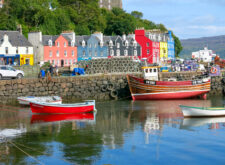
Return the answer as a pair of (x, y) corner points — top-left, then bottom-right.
(192, 47), (216, 63)
(0, 31), (34, 65)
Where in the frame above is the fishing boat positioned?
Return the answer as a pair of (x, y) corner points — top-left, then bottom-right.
(30, 100), (96, 114)
(30, 113), (95, 124)
(180, 105), (225, 117)
(127, 66), (211, 100)
(17, 96), (62, 105)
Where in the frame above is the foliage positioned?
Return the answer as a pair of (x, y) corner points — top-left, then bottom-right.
(1, 0), (182, 56)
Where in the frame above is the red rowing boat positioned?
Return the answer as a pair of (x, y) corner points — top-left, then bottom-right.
(29, 100), (96, 114)
(30, 113), (95, 124)
(127, 66), (211, 100)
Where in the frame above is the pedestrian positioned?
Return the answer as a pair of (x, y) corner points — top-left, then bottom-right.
(49, 64), (53, 76)
(0, 58), (5, 65)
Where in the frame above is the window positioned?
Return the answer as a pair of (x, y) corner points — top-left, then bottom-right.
(26, 47), (29, 54)
(73, 59), (76, 64)
(125, 41), (129, 47)
(95, 50), (97, 56)
(57, 42), (59, 47)
(71, 41), (75, 47)
(133, 42), (137, 47)
(100, 51), (103, 56)
(5, 47), (8, 54)
(95, 44), (97, 48)
(147, 49), (150, 54)
(64, 51), (67, 57)
(49, 51), (52, 57)
(124, 50), (128, 56)
(65, 59), (68, 65)
(147, 42), (149, 47)
(70, 59), (72, 65)
(89, 50), (92, 56)
(72, 50), (74, 57)
(83, 50), (85, 56)
(89, 44), (91, 48)
(52, 60), (55, 65)
(154, 69), (157, 72)
(16, 47), (18, 54)
(150, 69), (152, 73)
(116, 49), (120, 56)
(64, 42), (66, 47)
(48, 40), (52, 47)
(134, 50), (137, 56)
(117, 43), (120, 48)
(57, 50), (59, 57)
(110, 50), (114, 56)
(57, 60), (60, 65)
(145, 69), (148, 73)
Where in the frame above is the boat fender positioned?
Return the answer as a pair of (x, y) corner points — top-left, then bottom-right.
(210, 67), (217, 74)
(107, 83), (114, 91)
(110, 90), (118, 98)
(101, 85), (107, 92)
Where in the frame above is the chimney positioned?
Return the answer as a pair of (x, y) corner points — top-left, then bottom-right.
(92, 32), (103, 42)
(122, 34), (126, 40)
(17, 24), (22, 35)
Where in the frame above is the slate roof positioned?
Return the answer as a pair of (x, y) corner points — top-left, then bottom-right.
(75, 35), (90, 46)
(42, 35), (59, 46)
(0, 31), (32, 47)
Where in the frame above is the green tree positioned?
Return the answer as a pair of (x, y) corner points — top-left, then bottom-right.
(131, 11), (143, 19)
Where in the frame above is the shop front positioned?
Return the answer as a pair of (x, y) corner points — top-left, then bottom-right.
(20, 54), (34, 66)
(0, 54), (20, 65)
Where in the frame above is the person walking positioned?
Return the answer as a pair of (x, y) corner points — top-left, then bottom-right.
(49, 64), (53, 76)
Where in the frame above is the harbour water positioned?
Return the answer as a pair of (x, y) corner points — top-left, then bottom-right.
(0, 96), (225, 164)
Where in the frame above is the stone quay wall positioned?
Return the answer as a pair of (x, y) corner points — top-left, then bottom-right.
(0, 73), (141, 104)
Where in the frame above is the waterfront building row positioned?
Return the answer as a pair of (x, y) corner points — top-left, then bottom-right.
(135, 29), (175, 64)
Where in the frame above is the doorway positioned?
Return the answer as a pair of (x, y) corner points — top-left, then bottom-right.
(61, 60), (64, 67)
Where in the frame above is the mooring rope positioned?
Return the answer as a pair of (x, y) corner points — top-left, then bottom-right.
(13, 142), (72, 164)
(7, 140), (45, 165)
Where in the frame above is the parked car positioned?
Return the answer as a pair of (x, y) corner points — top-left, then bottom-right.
(0, 65), (24, 79)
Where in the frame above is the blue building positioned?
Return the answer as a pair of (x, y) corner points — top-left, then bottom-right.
(77, 33), (108, 61)
(167, 31), (175, 60)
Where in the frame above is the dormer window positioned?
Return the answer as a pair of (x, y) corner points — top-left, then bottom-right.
(57, 42), (59, 47)
(64, 42), (67, 47)
(110, 50), (114, 56)
(71, 41), (75, 47)
(48, 40), (52, 47)
(109, 40), (113, 47)
(100, 41), (103, 47)
(125, 41), (129, 47)
(5, 47), (8, 54)
(82, 40), (85, 47)
(26, 47), (29, 54)
(133, 41), (137, 47)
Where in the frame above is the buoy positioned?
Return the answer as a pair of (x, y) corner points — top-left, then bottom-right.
(210, 67), (217, 74)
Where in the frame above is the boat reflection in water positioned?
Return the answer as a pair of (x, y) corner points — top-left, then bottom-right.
(30, 113), (96, 124)
(181, 117), (225, 130)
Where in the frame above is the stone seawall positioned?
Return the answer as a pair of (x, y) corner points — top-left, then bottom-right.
(0, 73), (141, 104)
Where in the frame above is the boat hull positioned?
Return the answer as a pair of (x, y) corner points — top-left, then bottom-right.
(127, 75), (211, 100)
(180, 105), (225, 117)
(30, 102), (94, 114)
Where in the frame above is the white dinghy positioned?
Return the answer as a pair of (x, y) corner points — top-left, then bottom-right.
(17, 96), (62, 105)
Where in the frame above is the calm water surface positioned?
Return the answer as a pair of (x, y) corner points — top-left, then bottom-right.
(0, 96), (225, 165)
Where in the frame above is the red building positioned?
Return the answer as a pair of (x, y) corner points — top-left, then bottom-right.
(135, 29), (153, 64)
(43, 34), (77, 67)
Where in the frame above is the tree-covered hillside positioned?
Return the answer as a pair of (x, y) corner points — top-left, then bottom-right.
(0, 0), (182, 56)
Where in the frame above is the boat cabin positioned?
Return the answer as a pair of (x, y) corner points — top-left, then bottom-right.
(142, 66), (159, 81)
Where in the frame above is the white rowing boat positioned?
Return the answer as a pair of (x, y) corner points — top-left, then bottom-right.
(17, 96), (62, 105)
(180, 105), (225, 117)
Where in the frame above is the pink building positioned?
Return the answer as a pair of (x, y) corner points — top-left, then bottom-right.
(43, 34), (77, 67)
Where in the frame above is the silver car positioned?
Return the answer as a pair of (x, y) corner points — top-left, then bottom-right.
(0, 65), (24, 79)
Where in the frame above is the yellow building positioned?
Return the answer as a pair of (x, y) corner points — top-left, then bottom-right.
(20, 54), (34, 66)
(160, 42), (168, 61)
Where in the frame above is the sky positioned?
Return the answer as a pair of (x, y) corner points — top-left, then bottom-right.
(123, 0), (225, 39)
